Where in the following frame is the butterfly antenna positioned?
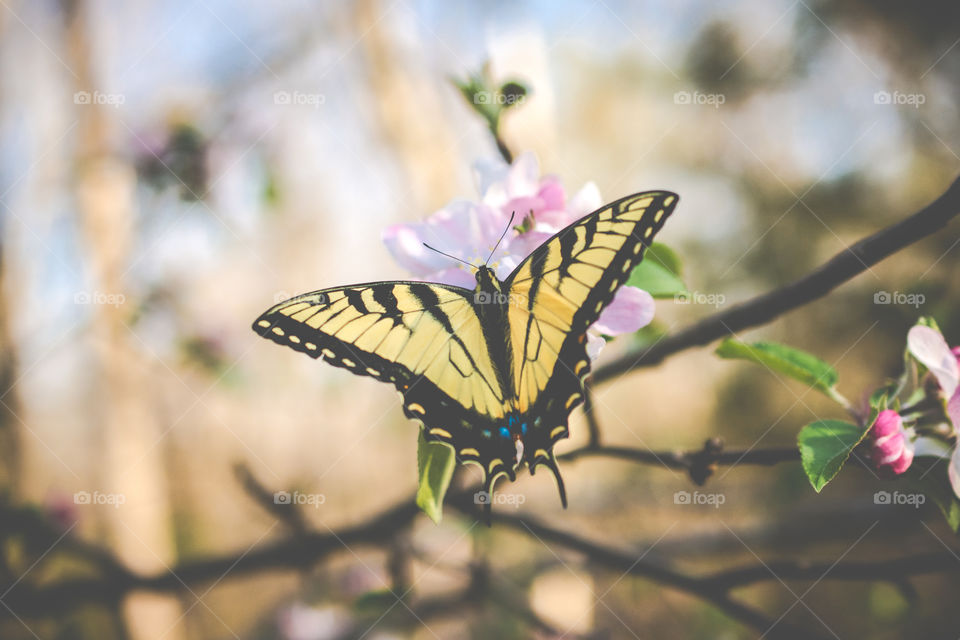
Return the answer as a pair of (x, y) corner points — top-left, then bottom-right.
(422, 243), (476, 269)
(485, 212), (515, 266)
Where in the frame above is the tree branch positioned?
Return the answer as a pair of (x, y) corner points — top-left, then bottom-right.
(560, 440), (800, 484)
(593, 175), (960, 384)
(5, 487), (957, 639)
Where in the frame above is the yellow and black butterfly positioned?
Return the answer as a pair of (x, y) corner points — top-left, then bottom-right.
(253, 191), (678, 510)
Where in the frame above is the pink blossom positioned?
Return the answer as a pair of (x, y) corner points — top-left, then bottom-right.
(907, 326), (958, 397)
(382, 152), (655, 359)
(868, 410), (914, 475)
(906, 325), (960, 497)
(43, 492), (78, 531)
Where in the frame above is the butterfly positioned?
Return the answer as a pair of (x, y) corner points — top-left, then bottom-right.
(253, 191), (678, 513)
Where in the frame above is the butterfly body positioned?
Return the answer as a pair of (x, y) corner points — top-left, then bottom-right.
(253, 191), (679, 509)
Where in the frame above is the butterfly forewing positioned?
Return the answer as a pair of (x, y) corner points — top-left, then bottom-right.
(503, 191), (679, 469)
(253, 282), (510, 427)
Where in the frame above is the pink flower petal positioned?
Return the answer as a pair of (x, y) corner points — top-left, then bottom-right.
(533, 211), (571, 229)
(592, 286), (655, 336)
(870, 409), (903, 438)
(381, 224), (451, 276)
(537, 178), (566, 212)
(503, 230), (553, 264)
(428, 266), (476, 290)
(948, 388), (960, 433)
(504, 151), (540, 199)
(950, 444), (960, 501)
(503, 195), (543, 220)
(907, 326), (959, 396)
(888, 445), (915, 475)
(873, 431), (906, 464)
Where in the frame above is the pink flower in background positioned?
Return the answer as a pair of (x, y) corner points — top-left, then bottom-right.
(867, 409), (914, 475)
(44, 492), (79, 531)
(907, 325), (960, 498)
(382, 152), (655, 359)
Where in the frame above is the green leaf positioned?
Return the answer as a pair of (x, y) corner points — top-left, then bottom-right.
(869, 387), (890, 411)
(647, 242), (684, 276)
(904, 456), (960, 533)
(627, 243), (686, 298)
(917, 316), (941, 332)
(716, 339), (839, 394)
(416, 430), (455, 524)
(797, 419), (869, 492)
(628, 262), (687, 299)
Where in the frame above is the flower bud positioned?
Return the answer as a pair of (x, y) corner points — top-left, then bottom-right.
(869, 409), (914, 475)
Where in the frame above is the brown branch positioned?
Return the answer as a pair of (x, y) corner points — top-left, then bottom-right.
(0, 496), (422, 616)
(593, 175), (960, 384)
(445, 495), (823, 640)
(703, 551), (959, 591)
(4, 486), (957, 639)
(447, 496), (960, 639)
(233, 463), (309, 535)
(560, 439), (800, 484)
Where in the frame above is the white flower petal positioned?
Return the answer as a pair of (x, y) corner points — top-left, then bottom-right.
(504, 151), (540, 198)
(568, 181), (602, 217)
(585, 332), (607, 361)
(381, 224), (451, 276)
(912, 435), (954, 459)
(908, 326), (959, 396)
(473, 157), (510, 201)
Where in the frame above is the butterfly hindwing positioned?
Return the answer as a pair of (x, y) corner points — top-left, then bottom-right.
(504, 191), (679, 477)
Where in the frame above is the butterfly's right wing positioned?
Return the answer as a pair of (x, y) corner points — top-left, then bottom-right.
(253, 281), (517, 476)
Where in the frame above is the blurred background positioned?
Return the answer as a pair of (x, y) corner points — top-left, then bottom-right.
(1, 0), (959, 638)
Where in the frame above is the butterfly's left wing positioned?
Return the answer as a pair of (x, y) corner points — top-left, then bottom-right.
(253, 281), (521, 487)
(504, 191), (679, 495)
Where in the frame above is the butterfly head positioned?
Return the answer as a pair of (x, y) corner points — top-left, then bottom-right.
(474, 265), (502, 293)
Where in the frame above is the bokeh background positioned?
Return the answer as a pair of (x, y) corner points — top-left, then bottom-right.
(1, 0), (959, 638)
